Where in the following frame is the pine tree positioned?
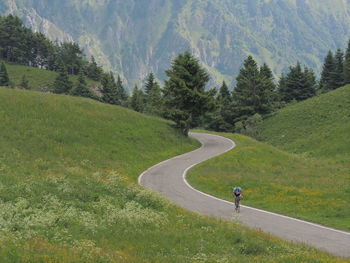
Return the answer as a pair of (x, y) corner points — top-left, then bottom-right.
(130, 85), (145, 112)
(163, 52), (216, 135)
(343, 40), (350, 85)
(101, 73), (117, 104)
(145, 73), (157, 96)
(231, 56), (273, 123)
(320, 50), (337, 91)
(280, 63), (316, 102)
(52, 65), (73, 94)
(144, 73), (163, 115)
(20, 75), (29, 89)
(300, 67), (316, 100)
(115, 75), (128, 106)
(217, 81), (231, 105)
(86, 56), (102, 81)
(277, 73), (287, 102)
(0, 62), (10, 86)
(334, 49), (344, 88)
(71, 71), (93, 98)
(281, 63), (304, 102)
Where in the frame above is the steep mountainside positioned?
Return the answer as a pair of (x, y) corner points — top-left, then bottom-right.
(2, 0), (350, 88)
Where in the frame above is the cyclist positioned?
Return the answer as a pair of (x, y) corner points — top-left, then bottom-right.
(232, 187), (243, 212)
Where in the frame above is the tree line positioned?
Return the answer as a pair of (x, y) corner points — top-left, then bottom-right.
(1, 14), (350, 136)
(0, 15), (103, 80)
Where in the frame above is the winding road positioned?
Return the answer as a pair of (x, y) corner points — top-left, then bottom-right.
(139, 132), (350, 257)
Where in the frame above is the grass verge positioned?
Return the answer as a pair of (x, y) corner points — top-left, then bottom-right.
(188, 132), (350, 231)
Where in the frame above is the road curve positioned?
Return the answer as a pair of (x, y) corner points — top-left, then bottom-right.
(139, 132), (350, 257)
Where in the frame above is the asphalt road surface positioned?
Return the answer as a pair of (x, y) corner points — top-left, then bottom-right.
(139, 132), (350, 257)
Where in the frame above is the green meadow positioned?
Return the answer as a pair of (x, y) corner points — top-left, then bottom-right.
(188, 86), (350, 231)
(258, 85), (350, 161)
(0, 88), (345, 262)
(4, 62), (99, 92)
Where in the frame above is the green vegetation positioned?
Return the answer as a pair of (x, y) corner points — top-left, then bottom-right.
(163, 52), (216, 135)
(4, 62), (99, 91)
(0, 14), (103, 80)
(188, 132), (349, 230)
(188, 86), (350, 230)
(258, 85), (350, 160)
(0, 88), (344, 262)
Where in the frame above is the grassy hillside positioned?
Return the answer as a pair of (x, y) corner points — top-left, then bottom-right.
(188, 87), (350, 231)
(188, 132), (349, 230)
(0, 88), (344, 262)
(4, 62), (99, 92)
(258, 85), (350, 161)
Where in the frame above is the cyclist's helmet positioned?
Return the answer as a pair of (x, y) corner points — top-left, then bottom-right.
(232, 187), (242, 194)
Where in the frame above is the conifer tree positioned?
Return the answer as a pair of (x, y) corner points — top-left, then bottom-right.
(320, 50), (337, 91)
(20, 75), (29, 89)
(101, 73), (117, 104)
(163, 52), (216, 135)
(86, 56), (102, 81)
(334, 49), (344, 88)
(280, 63), (316, 102)
(231, 56), (273, 122)
(52, 65), (73, 94)
(217, 81), (231, 105)
(130, 85), (145, 112)
(300, 67), (316, 100)
(144, 73), (163, 115)
(0, 62), (10, 86)
(115, 75), (128, 106)
(71, 71), (93, 98)
(343, 40), (350, 85)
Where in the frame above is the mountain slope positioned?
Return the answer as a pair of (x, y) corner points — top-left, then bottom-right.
(258, 85), (350, 161)
(0, 88), (341, 262)
(2, 0), (350, 87)
(4, 62), (99, 92)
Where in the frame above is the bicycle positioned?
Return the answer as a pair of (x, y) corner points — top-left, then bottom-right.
(234, 195), (241, 213)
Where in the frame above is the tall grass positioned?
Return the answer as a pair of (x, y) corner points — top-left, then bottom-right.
(0, 88), (347, 262)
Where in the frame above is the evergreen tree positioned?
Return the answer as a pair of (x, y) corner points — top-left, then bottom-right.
(163, 52), (216, 135)
(217, 81), (231, 105)
(300, 67), (316, 100)
(86, 56), (102, 81)
(115, 75), (128, 106)
(320, 50), (337, 91)
(20, 75), (29, 89)
(334, 49), (344, 88)
(144, 73), (163, 115)
(343, 40), (350, 85)
(277, 73), (287, 102)
(130, 85), (145, 112)
(231, 56), (273, 123)
(214, 81), (233, 130)
(145, 73), (157, 96)
(280, 63), (316, 102)
(260, 63), (276, 91)
(0, 62), (10, 86)
(71, 71), (93, 98)
(57, 42), (84, 75)
(52, 65), (73, 94)
(101, 73), (117, 104)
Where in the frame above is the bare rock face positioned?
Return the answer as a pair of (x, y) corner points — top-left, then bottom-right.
(2, 0), (350, 89)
